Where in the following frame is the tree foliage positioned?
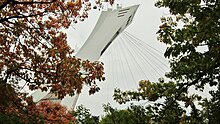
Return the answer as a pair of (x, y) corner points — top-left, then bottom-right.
(0, 0), (107, 100)
(34, 100), (75, 124)
(0, 100), (75, 123)
(0, 0), (114, 123)
(114, 80), (203, 123)
(113, 0), (220, 123)
(72, 105), (99, 124)
(199, 85), (220, 123)
(156, 0), (220, 89)
(100, 104), (151, 124)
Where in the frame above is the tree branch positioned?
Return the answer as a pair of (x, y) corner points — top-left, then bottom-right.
(0, 0), (56, 11)
(163, 58), (220, 112)
(0, 13), (43, 23)
(12, 0), (56, 5)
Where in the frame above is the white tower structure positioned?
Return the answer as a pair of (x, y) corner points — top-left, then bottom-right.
(32, 4), (139, 108)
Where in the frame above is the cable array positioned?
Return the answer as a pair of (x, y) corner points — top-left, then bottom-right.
(101, 31), (170, 91)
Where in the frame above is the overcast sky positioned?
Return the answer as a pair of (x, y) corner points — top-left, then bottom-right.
(64, 0), (170, 115)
